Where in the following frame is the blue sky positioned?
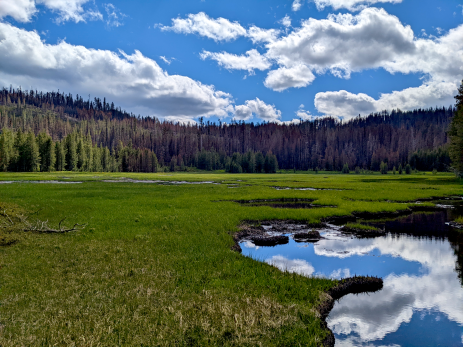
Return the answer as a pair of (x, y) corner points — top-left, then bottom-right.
(0, 0), (462, 123)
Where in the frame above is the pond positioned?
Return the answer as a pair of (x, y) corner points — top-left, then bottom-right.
(239, 203), (463, 347)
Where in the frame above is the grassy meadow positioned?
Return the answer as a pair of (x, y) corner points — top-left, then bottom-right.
(0, 172), (462, 346)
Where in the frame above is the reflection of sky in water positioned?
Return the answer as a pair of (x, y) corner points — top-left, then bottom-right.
(240, 229), (463, 347)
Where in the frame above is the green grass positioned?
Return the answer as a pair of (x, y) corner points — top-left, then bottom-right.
(0, 172), (462, 346)
(344, 223), (380, 232)
(455, 216), (463, 224)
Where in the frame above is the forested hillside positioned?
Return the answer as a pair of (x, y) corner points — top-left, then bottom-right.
(0, 88), (453, 173)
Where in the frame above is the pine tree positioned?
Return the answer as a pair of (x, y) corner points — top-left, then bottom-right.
(13, 129), (26, 171)
(255, 152), (265, 173)
(0, 128), (14, 171)
(151, 153), (158, 173)
(342, 163), (350, 174)
(405, 163), (412, 174)
(42, 138), (56, 172)
(380, 161), (388, 174)
(102, 147), (110, 172)
(77, 137), (85, 170)
(55, 141), (66, 171)
(449, 80), (463, 176)
(25, 132), (40, 172)
(65, 134), (78, 171)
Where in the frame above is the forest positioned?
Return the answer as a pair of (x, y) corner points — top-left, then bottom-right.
(0, 87), (453, 173)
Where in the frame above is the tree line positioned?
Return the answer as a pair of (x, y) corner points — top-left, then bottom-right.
(0, 87), (455, 173)
(0, 128), (279, 173)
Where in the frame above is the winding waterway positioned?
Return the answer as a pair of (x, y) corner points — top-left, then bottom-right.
(240, 203), (463, 346)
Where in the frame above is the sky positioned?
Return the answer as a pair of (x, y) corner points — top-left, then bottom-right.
(0, 0), (462, 124)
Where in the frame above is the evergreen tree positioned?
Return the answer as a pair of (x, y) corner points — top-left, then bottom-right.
(102, 147), (111, 172)
(255, 152), (265, 173)
(65, 134), (78, 171)
(0, 128), (14, 171)
(12, 129), (26, 171)
(398, 164), (403, 174)
(151, 153), (158, 173)
(405, 164), (412, 174)
(92, 146), (102, 172)
(449, 80), (463, 176)
(264, 152), (278, 173)
(37, 132), (55, 172)
(84, 134), (93, 172)
(170, 155), (177, 172)
(77, 137), (85, 170)
(55, 141), (66, 171)
(25, 132), (40, 172)
(342, 163), (349, 174)
(42, 138), (56, 172)
(380, 161), (388, 174)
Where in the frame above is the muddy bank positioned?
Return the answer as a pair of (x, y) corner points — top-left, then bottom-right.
(340, 225), (386, 237)
(293, 230), (322, 242)
(232, 220), (323, 252)
(234, 198), (336, 209)
(103, 178), (219, 185)
(272, 186), (344, 191)
(318, 276), (384, 347)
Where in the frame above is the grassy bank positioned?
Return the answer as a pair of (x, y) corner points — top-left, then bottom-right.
(0, 172), (462, 346)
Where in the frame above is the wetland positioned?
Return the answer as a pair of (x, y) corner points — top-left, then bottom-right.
(0, 172), (462, 346)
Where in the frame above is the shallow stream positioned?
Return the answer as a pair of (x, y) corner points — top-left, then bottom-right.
(240, 203), (463, 346)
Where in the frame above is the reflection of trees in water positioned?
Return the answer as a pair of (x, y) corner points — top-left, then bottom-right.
(380, 208), (463, 286)
(448, 231), (463, 286)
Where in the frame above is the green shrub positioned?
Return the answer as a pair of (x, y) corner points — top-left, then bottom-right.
(342, 163), (350, 174)
(380, 161), (388, 174)
(405, 164), (412, 174)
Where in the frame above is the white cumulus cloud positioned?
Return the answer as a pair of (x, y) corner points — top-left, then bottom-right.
(247, 26), (280, 44)
(313, 0), (403, 12)
(160, 12), (247, 42)
(200, 49), (272, 73)
(0, 0), (103, 23)
(161, 12), (280, 44)
(0, 0), (36, 22)
(264, 64), (315, 91)
(292, 0), (303, 12)
(39, 0), (99, 23)
(233, 98), (282, 122)
(234, 104), (254, 120)
(280, 15), (291, 28)
(315, 81), (458, 119)
(266, 8), (416, 77)
(0, 22), (233, 122)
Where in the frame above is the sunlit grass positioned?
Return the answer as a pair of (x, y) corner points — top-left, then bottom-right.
(344, 223), (380, 232)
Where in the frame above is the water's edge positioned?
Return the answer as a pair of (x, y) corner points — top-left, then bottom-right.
(231, 221), (384, 347)
(317, 277), (383, 347)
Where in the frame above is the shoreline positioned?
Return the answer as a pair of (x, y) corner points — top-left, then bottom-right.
(317, 276), (383, 347)
(232, 221), (384, 346)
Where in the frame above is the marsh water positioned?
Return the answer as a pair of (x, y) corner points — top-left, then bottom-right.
(240, 202), (463, 347)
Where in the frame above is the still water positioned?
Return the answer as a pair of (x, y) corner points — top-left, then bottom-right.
(240, 206), (463, 347)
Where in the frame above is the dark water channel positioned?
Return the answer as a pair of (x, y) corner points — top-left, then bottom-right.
(240, 201), (463, 347)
